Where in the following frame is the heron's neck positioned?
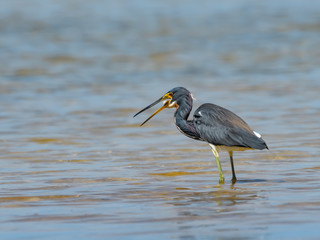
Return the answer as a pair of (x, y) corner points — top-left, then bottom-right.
(174, 97), (200, 139)
(174, 97), (192, 121)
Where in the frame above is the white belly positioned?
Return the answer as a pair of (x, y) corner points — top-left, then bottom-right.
(216, 145), (253, 152)
(209, 143), (252, 154)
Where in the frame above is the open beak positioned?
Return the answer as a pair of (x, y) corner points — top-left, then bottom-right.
(133, 93), (172, 126)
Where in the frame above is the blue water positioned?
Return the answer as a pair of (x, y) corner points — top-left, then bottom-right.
(1, 0), (320, 239)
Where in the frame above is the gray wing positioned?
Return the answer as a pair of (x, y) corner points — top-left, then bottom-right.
(193, 103), (267, 149)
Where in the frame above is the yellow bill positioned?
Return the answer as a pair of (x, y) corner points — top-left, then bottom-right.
(133, 92), (173, 126)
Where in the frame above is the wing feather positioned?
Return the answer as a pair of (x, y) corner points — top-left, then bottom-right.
(193, 103), (267, 149)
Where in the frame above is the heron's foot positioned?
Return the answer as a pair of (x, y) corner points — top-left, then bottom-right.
(232, 177), (237, 184)
(219, 177), (225, 184)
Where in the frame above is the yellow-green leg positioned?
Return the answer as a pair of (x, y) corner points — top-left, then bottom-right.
(209, 144), (224, 184)
(215, 156), (225, 184)
(229, 151), (237, 184)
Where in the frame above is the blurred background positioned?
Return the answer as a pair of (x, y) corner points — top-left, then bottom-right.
(1, 0), (320, 239)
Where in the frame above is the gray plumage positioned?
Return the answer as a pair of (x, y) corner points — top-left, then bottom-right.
(193, 103), (268, 150)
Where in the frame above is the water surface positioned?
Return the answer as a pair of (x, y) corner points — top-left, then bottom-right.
(1, 0), (320, 239)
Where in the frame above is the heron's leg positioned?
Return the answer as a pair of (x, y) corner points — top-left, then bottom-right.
(229, 151), (237, 184)
(209, 144), (224, 184)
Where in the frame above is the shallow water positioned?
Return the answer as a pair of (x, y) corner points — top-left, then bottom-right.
(1, 0), (320, 239)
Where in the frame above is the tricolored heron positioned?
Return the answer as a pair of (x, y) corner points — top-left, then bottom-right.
(134, 87), (268, 184)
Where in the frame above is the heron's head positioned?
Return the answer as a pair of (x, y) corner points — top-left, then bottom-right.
(133, 87), (194, 126)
